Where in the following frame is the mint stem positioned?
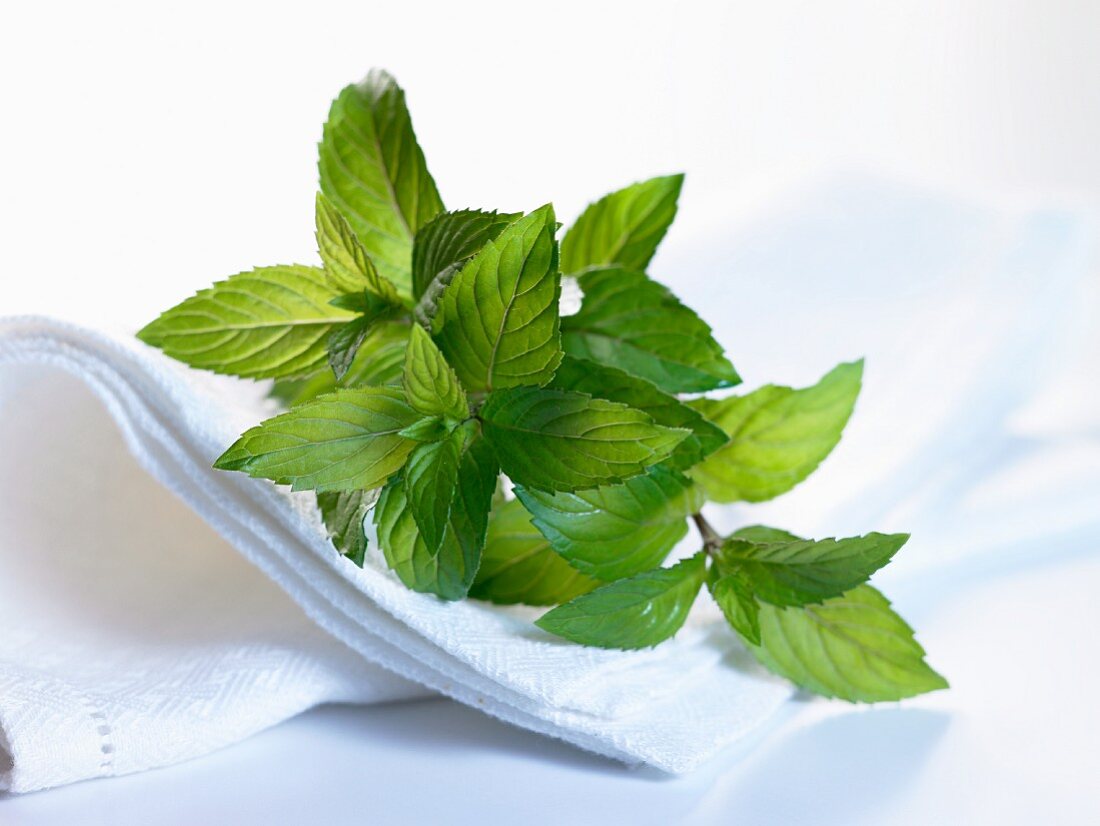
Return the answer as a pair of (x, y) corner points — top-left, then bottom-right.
(691, 511), (722, 554)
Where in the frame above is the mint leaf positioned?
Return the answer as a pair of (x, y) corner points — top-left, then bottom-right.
(317, 489), (378, 567)
(374, 431), (498, 600)
(535, 553), (707, 649)
(707, 568), (761, 645)
(403, 325), (468, 420)
(412, 209), (519, 304)
(433, 206), (562, 392)
(318, 70), (444, 294)
(315, 193), (402, 303)
(514, 466), (702, 580)
(327, 315), (373, 380)
(470, 498), (599, 605)
(549, 355), (728, 470)
(270, 370), (337, 407)
(690, 361), (863, 503)
(398, 416), (448, 442)
(560, 174), (683, 274)
(214, 387), (419, 492)
(137, 265), (352, 379)
(749, 585), (948, 702)
(561, 267), (738, 393)
(339, 320), (409, 388)
(403, 429), (462, 555)
(479, 386), (689, 492)
(717, 531), (908, 607)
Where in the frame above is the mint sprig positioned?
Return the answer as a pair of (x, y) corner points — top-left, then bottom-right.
(140, 68), (945, 704)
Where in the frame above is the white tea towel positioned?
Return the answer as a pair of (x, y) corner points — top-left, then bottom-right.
(1, 180), (1097, 793)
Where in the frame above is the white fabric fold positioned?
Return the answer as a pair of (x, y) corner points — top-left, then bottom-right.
(1, 180), (1097, 793)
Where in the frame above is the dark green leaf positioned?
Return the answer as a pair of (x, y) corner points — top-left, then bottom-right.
(514, 466), (702, 580)
(214, 387), (419, 492)
(470, 498), (599, 605)
(535, 553), (707, 649)
(317, 489), (378, 566)
(137, 265), (352, 380)
(708, 568), (761, 645)
(398, 416), (448, 442)
(560, 174), (683, 274)
(327, 315), (374, 380)
(403, 430), (462, 555)
(717, 532), (908, 607)
(433, 206), (562, 392)
(412, 208), (519, 304)
(479, 386), (689, 492)
(690, 361), (863, 502)
(318, 69), (444, 294)
(562, 267), (738, 393)
(403, 324), (468, 420)
(315, 192), (402, 302)
(374, 430), (498, 600)
(749, 585), (948, 702)
(549, 355), (728, 470)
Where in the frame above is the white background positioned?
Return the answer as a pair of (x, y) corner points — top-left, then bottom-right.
(2, 2), (1099, 823)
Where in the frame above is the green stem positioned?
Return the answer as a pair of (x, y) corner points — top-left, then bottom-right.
(691, 511), (723, 555)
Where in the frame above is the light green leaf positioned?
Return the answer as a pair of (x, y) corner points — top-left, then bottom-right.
(318, 70), (444, 294)
(315, 192), (402, 303)
(690, 361), (863, 503)
(374, 430), (498, 600)
(549, 355), (728, 470)
(214, 387), (419, 492)
(749, 585), (948, 702)
(270, 370), (337, 407)
(317, 488), (378, 567)
(398, 416), (448, 442)
(718, 531), (908, 607)
(535, 553), (707, 649)
(403, 324), (468, 420)
(403, 430), (462, 555)
(514, 466), (702, 581)
(479, 386), (689, 492)
(560, 174), (683, 274)
(561, 267), (738, 393)
(470, 498), (599, 605)
(708, 568), (761, 646)
(433, 206), (562, 392)
(412, 209), (519, 306)
(138, 265), (352, 380)
(339, 320), (410, 388)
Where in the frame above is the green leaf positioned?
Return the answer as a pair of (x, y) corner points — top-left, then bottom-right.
(398, 416), (448, 442)
(560, 174), (683, 274)
(403, 324), (468, 420)
(730, 525), (801, 543)
(412, 209), (519, 304)
(535, 553), (707, 650)
(317, 489), (378, 567)
(327, 315), (374, 380)
(339, 320), (409, 387)
(137, 265), (352, 380)
(433, 206), (562, 392)
(561, 267), (738, 393)
(514, 466), (702, 581)
(749, 585), (948, 702)
(690, 361), (863, 503)
(374, 429), (498, 600)
(479, 386), (689, 492)
(470, 498), (599, 605)
(717, 531), (908, 607)
(708, 568), (761, 646)
(315, 193), (402, 303)
(214, 387), (419, 492)
(549, 355), (728, 470)
(318, 70), (444, 294)
(403, 430), (462, 555)
(270, 370), (337, 407)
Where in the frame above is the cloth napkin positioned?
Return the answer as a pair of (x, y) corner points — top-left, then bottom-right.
(1, 179), (1097, 794)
